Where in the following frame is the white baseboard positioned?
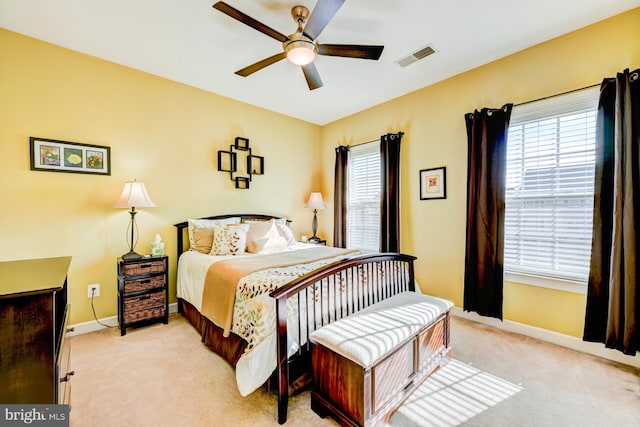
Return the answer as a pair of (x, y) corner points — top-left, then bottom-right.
(67, 302), (179, 337)
(68, 302), (637, 368)
(451, 307), (640, 368)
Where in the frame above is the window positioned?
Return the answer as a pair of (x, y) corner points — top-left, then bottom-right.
(504, 89), (599, 292)
(347, 142), (380, 250)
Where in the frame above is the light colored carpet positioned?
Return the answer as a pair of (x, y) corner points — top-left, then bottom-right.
(68, 314), (639, 427)
(388, 359), (522, 426)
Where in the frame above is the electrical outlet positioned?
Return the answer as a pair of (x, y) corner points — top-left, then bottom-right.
(88, 283), (101, 298)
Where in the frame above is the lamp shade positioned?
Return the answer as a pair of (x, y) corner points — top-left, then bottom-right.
(305, 192), (326, 210)
(113, 181), (156, 209)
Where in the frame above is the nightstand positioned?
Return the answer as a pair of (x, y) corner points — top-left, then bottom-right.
(117, 256), (168, 336)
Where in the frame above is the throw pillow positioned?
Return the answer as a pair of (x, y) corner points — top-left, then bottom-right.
(246, 222), (288, 254)
(187, 217), (240, 253)
(210, 223), (249, 256)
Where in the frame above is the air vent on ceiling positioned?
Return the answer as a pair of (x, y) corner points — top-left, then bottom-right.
(395, 44), (437, 68)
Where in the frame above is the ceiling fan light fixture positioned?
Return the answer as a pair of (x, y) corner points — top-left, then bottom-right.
(213, 1), (384, 90)
(284, 34), (317, 66)
(287, 44), (315, 65)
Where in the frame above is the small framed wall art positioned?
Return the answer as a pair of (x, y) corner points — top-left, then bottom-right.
(30, 137), (111, 175)
(420, 166), (446, 200)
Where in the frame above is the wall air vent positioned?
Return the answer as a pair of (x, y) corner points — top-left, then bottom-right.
(395, 44), (437, 68)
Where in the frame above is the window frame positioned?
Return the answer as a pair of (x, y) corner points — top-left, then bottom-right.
(504, 88), (600, 295)
(346, 142), (381, 251)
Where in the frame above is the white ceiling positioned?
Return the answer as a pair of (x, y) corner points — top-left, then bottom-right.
(1, 0), (638, 125)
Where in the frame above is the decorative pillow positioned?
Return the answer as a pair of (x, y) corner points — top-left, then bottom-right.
(245, 221), (272, 242)
(275, 222), (296, 246)
(187, 217), (240, 253)
(246, 222), (288, 254)
(210, 223), (249, 256)
(244, 218), (295, 246)
(191, 227), (214, 254)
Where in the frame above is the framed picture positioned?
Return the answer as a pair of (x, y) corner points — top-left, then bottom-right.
(30, 137), (111, 175)
(420, 167), (446, 200)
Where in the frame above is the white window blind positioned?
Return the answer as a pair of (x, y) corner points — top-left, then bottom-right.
(347, 142), (381, 251)
(504, 88), (599, 285)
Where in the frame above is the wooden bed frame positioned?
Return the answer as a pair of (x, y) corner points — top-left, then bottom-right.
(174, 214), (417, 424)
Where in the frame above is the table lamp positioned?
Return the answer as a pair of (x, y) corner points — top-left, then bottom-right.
(305, 192), (326, 243)
(113, 180), (156, 260)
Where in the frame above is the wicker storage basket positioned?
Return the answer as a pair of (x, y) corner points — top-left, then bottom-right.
(123, 276), (165, 293)
(123, 291), (165, 323)
(123, 260), (164, 277)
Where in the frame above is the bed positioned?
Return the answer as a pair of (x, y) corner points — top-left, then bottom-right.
(174, 214), (420, 424)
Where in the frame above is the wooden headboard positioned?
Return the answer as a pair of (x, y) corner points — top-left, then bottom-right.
(173, 214), (291, 259)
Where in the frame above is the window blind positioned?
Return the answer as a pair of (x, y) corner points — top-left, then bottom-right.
(347, 142), (381, 251)
(504, 89), (599, 284)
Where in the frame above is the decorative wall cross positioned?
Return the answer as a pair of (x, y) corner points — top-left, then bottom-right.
(217, 137), (264, 189)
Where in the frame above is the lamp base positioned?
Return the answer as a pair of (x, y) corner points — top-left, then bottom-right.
(121, 250), (143, 261)
(309, 236), (322, 243)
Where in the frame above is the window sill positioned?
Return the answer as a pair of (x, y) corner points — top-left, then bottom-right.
(504, 272), (587, 295)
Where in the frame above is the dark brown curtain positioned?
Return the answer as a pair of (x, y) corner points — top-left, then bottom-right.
(583, 68), (639, 356)
(381, 132), (403, 253)
(333, 145), (349, 248)
(463, 104), (513, 320)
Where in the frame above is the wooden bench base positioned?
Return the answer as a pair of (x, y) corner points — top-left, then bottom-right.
(311, 308), (451, 426)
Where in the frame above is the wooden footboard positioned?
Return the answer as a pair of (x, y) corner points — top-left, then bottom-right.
(270, 253), (416, 424)
(174, 215), (417, 425)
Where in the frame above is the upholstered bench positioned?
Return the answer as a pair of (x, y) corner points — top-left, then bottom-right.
(309, 291), (453, 427)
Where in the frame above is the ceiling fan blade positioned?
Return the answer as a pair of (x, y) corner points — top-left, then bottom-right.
(318, 44), (384, 60)
(303, 0), (345, 40)
(235, 52), (287, 77)
(302, 63), (323, 90)
(213, 1), (288, 43)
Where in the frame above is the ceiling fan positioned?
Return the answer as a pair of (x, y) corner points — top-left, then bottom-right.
(212, 0), (384, 90)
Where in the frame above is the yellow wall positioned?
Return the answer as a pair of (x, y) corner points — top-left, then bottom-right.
(320, 9), (640, 338)
(0, 29), (322, 324)
(1, 9), (638, 335)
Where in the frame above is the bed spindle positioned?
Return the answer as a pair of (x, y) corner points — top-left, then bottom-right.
(269, 252), (417, 424)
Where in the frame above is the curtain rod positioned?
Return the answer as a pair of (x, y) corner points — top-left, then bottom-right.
(346, 132), (405, 148)
(348, 139), (378, 148)
(514, 83), (600, 107)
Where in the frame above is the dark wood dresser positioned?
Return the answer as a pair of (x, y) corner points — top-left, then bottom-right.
(117, 256), (168, 336)
(0, 256), (73, 404)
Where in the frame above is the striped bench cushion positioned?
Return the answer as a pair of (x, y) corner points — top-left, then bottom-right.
(309, 291), (453, 368)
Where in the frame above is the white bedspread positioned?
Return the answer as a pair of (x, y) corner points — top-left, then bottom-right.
(177, 243), (356, 396)
(177, 242), (317, 312)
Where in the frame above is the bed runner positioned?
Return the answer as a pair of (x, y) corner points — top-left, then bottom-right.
(201, 246), (355, 336)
